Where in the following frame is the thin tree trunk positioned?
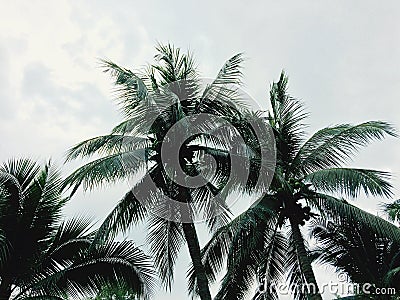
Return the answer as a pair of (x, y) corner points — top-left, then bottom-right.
(0, 278), (12, 300)
(289, 217), (323, 300)
(182, 222), (212, 300)
(178, 184), (211, 300)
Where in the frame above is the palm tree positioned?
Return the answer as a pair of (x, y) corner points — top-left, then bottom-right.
(311, 217), (400, 299)
(64, 44), (263, 300)
(0, 158), (154, 300)
(191, 72), (400, 300)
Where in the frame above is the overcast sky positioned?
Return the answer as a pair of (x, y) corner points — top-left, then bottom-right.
(1, 1), (399, 299)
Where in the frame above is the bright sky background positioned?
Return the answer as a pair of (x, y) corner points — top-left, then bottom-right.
(0, 1), (400, 299)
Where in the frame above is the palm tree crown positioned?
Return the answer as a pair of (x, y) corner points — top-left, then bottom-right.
(193, 72), (399, 300)
(64, 44), (270, 300)
(0, 158), (154, 300)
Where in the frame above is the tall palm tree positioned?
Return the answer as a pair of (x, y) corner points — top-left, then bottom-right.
(191, 72), (400, 300)
(64, 44), (263, 300)
(0, 158), (154, 300)
(311, 217), (400, 299)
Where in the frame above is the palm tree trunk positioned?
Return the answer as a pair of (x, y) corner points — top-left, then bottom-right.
(182, 222), (212, 300)
(178, 185), (211, 300)
(0, 278), (12, 300)
(289, 217), (322, 300)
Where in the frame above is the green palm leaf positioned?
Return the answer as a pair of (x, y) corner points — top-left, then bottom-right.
(383, 199), (400, 223)
(146, 214), (185, 291)
(309, 193), (400, 243)
(293, 121), (397, 175)
(305, 168), (393, 198)
(100, 59), (150, 117)
(64, 150), (147, 195)
(27, 241), (155, 300)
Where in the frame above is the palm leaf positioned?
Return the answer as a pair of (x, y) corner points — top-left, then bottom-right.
(268, 71), (308, 165)
(93, 190), (147, 244)
(305, 168), (393, 198)
(383, 199), (400, 223)
(64, 150), (147, 195)
(26, 241), (155, 300)
(146, 214), (185, 291)
(293, 121), (397, 175)
(100, 59), (150, 117)
(309, 193), (400, 243)
(66, 135), (150, 161)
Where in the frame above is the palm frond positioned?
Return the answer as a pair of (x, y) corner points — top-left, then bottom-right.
(22, 163), (65, 235)
(215, 213), (282, 300)
(199, 53), (247, 115)
(268, 71), (308, 166)
(64, 150), (146, 195)
(305, 168), (393, 198)
(310, 217), (400, 289)
(146, 214), (185, 291)
(47, 216), (94, 262)
(27, 241), (155, 300)
(190, 197), (279, 299)
(309, 193), (400, 243)
(253, 227), (287, 300)
(0, 158), (40, 192)
(211, 53), (244, 86)
(293, 121), (397, 175)
(100, 59), (150, 117)
(382, 199), (400, 223)
(190, 183), (232, 233)
(66, 135), (150, 162)
(154, 43), (198, 84)
(93, 190), (147, 244)
(187, 214), (233, 296)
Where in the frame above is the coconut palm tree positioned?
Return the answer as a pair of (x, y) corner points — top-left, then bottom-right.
(311, 217), (400, 299)
(64, 44), (264, 300)
(190, 72), (400, 300)
(0, 158), (154, 300)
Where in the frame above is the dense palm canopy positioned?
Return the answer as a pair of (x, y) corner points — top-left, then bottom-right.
(311, 217), (400, 299)
(192, 72), (400, 300)
(0, 158), (154, 300)
(64, 44), (272, 300)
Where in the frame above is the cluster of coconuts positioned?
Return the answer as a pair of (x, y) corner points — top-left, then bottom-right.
(277, 178), (314, 226)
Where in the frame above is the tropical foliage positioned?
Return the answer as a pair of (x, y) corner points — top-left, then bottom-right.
(89, 284), (139, 300)
(384, 199), (400, 224)
(311, 217), (400, 299)
(1, 43), (398, 300)
(64, 44), (270, 300)
(0, 158), (154, 300)
(191, 72), (399, 300)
